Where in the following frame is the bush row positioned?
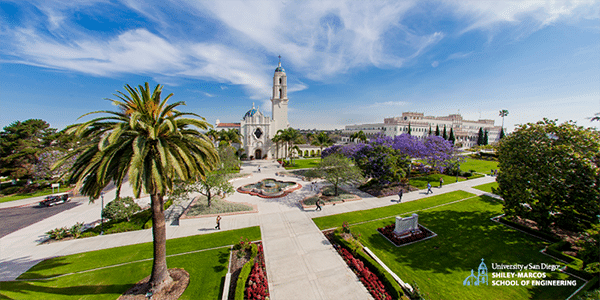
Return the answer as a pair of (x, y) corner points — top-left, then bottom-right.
(245, 243), (269, 300)
(332, 231), (404, 299)
(498, 217), (559, 242)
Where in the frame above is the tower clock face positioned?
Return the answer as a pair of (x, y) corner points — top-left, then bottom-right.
(254, 128), (263, 139)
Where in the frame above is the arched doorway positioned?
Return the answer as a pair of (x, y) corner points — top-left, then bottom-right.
(254, 149), (262, 160)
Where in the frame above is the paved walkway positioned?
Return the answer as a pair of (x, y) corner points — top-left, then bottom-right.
(0, 159), (498, 300)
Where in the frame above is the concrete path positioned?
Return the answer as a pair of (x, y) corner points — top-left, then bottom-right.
(0, 159), (498, 300)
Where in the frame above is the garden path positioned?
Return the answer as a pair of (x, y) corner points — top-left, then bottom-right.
(0, 158), (498, 300)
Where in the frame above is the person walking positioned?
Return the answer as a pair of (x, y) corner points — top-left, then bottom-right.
(439, 177), (444, 188)
(215, 215), (222, 230)
(315, 200), (322, 211)
(426, 182), (433, 194)
(397, 189), (403, 203)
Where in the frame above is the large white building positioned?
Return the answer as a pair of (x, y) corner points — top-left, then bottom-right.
(215, 58), (290, 159)
(343, 112), (501, 148)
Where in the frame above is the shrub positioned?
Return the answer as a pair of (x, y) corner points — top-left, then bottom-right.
(102, 197), (141, 222)
(68, 222), (85, 238)
(234, 258), (255, 300)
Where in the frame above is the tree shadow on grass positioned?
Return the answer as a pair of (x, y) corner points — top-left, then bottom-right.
(14, 256), (71, 280)
(0, 281), (131, 299)
(365, 209), (549, 276)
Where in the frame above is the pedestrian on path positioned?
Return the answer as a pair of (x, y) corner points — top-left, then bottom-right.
(258, 166), (261, 173)
(397, 189), (403, 202)
(426, 182), (433, 194)
(215, 215), (221, 230)
(439, 177), (444, 188)
(315, 200), (322, 211)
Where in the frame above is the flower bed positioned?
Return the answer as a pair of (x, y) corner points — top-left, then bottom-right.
(377, 224), (436, 247)
(244, 243), (270, 300)
(336, 245), (392, 300)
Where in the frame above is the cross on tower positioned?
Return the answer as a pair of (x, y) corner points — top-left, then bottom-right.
(278, 55), (281, 63)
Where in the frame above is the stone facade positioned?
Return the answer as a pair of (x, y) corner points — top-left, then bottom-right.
(343, 112), (502, 148)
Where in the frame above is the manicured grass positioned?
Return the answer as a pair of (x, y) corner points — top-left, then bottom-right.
(339, 197), (582, 300)
(460, 158), (499, 174)
(0, 187), (57, 203)
(312, 190), (475, 230)
(409, 174), (466, 189)
(19, 226), (261, 280)
(1, 249), (229, 300)
(283, 158), (321, 170)
(3, 227), (261, 299)
(185, 195), (253, 216)
(473, 182), (499, 194)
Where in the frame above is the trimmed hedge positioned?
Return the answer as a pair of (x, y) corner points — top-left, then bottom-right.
(332, 231), (404, 299)
(499, 217), (559, 242)
(235, 258), (255, 300)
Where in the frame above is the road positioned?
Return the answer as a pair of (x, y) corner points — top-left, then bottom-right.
(0, 200), (83, 239)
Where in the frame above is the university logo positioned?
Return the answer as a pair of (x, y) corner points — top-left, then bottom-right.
(463, 258), (488, 286)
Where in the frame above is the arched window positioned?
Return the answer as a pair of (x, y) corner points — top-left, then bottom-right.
(279, 78), (282, 85)
(279, 88), (282, 98)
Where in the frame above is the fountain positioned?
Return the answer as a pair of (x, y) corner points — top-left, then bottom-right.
(237, 178), (302, 198)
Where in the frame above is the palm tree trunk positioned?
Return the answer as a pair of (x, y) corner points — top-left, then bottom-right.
(150, 193), (173, 292)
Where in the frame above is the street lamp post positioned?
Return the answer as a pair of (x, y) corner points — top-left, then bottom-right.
(100, 192), (105, 235)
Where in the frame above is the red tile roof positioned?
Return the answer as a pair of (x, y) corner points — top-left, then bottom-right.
(216, 123), (241, 128)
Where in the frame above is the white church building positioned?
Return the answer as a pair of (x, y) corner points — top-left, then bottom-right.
(215, 58), (290, 160)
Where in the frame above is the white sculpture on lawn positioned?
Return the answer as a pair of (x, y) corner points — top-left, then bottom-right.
(393, 213), (420, 237)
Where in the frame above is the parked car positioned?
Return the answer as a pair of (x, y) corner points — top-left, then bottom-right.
(39, 193), (70, 207)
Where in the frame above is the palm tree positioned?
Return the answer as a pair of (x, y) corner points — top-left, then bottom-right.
(499, 109), (509, 130)
(218, 129), (241, 147)
(350, 130), (367, 143)
(206, 129), (219, 144)
(311, 132), (333, 158)
(60, 83), (218, 293)
(271, 134), (283, 160)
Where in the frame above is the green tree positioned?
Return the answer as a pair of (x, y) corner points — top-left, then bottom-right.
(428, 125), (432, 136)
(435, 125), (440, 136)
(218, 129), (242, 147)
(499, 127), (505, 139)
(407, 123), (412, 135)
(192, 171), (234, 207)
(477, 128), (484, 145)
(448, 128), (455, 144)
(0, 119), (55, 179)
(102, 196), (141, 222)
(350, 130), (367, 143)
(218, 145), (240, 172)
(483, 130), (489, 145)
(317, 154), (364, 196)
(60, 83), (218, 292)
(311, 132), (334, 158)
(442, 125), (448, 140)
(499, 109), (509, 130)
(497, 119), (600, 232)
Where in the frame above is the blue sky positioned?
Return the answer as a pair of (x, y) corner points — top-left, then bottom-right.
(1, 0), (599, 131)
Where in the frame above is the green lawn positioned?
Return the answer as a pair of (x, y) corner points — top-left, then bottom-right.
(409, 174), (467, 189)
(460, 158), (499, 174)
(0, 187), (57, 203)
(283, 158), (321, 170)
(185, 195), (253, 216)
(1, 227), (261, 299)
(473, 182), (499, 194)
(315, 196), (582, 300)
(313, 190), (475, 230)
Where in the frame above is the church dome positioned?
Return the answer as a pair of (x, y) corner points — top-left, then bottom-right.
(275, 59), (285, 73)
(244, 107), (258, 119)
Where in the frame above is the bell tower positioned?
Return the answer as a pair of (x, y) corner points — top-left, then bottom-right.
(271, 55), (289, 133)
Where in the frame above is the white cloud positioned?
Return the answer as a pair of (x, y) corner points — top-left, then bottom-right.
(445, 0), (599, 33)
(369, 101), (408, 108)
(431, 61), (439, 67)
